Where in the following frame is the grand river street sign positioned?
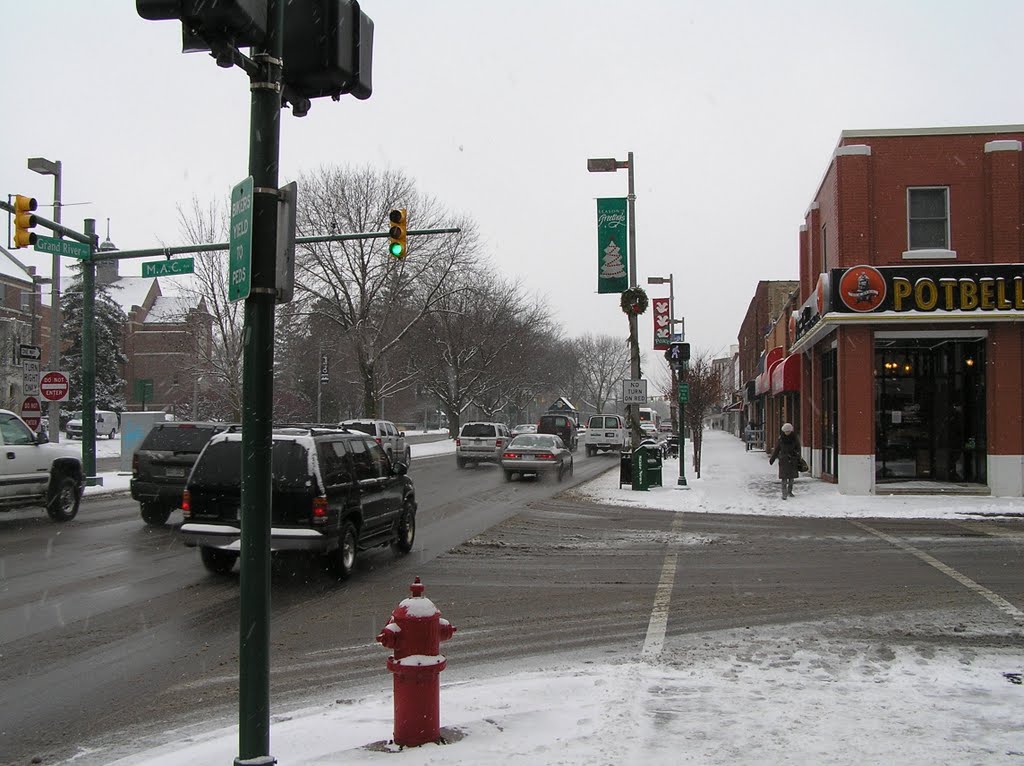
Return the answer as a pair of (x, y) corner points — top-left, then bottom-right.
(34, 235), (90, 260)
(142, 258), (195, 278)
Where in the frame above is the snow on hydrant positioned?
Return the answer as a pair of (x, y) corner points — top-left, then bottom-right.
(376, 576), (456, 747)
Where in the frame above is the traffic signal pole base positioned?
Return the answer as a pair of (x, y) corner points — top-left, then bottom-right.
(86, 475), (104, 487)
(676, 478), (689, 488)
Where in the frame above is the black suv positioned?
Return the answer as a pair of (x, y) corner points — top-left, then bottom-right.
(178, 427), (416, 579)
(537, 413), (578, 452)
(131, 421), (235, 526)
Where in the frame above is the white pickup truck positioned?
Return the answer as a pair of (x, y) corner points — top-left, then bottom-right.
(583, 414), (627, 456)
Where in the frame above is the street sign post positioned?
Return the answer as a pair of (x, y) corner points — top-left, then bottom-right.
(33, 235), (91, 260)
(19, 344), (41, 361)
(142, 258), (195, 278)
(39, 370), (70, 402)
(20, 396), (42, 430)
(228, 176), (254, 301)
(622, 379), (648, 404)
(678, 382), (690, 403)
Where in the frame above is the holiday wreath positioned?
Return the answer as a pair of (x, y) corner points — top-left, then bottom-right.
(620, 286), (649, 316)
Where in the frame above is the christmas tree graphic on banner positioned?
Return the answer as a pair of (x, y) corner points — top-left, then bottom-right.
(596, 197), (629, 293)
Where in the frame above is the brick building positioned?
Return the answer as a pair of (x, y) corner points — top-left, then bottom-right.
(0, 245), (53, 410)
(738, 280), (798, 435)
(789, 125), (1024, 496)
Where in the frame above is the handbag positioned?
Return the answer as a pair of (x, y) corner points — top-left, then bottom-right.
(798, 456), (809, 473)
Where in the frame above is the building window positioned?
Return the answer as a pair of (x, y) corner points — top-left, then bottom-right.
(907, 187), (949, 250)
(20, 291), (31, 314)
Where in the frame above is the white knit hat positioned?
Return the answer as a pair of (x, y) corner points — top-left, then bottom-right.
(781, 423), (794, 434)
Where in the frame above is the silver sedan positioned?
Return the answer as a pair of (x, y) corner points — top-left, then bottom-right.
(501, 434), (574, 482)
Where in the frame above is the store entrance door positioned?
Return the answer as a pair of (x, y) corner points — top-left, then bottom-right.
(875, 338), (986, 484)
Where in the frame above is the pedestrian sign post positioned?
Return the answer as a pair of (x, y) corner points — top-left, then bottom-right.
(228, 176), (254, 301)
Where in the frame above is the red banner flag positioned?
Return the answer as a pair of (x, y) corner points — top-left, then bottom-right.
(653, 298), (671, 350)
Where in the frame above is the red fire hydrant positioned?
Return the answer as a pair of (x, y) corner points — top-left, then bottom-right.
(376, 576), (456, 747)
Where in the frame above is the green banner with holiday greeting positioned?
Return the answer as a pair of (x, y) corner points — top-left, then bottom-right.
(596, 197), (628, 294)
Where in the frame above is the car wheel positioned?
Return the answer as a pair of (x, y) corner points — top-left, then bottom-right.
(392, 501), (415, 555)
(109, 429), (117, 440)
(404, 447), (412, 465)
(504, 470), (514, 482)
(200, 546), (238, 575)
(557, 463), (565, 482)
(456, 456), (467, 469)
(569, 458), (574, 477)
(46, 475), (81, 522)
(140, 502), (172, 526)
(331, 521), (358, 580)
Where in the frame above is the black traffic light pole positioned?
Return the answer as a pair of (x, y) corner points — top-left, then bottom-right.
(236, 0), (284, 761)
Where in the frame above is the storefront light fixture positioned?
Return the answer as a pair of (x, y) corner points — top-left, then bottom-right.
(965, 357), (975, 367)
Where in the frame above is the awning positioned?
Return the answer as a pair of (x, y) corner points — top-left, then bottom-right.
(722, 401), (744, 412)
(771, 354), (801, 394)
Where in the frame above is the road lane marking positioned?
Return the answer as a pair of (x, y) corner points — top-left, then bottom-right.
(851, 520), (1024, 624)
(642, 515), (685, 658)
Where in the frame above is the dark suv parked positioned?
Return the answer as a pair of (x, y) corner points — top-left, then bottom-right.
(178, 427), (416, 579)
(537, 413), (578, 452)
(131, 421), (235, 526)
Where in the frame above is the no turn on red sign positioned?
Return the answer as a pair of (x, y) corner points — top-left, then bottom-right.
(21, 396), (42, 430)
(39, 371), (70, 402)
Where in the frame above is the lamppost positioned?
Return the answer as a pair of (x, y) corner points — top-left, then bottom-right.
(588, 152), (642, 450)
(648, 274), (687, 487)
(27, 157), (62, 443)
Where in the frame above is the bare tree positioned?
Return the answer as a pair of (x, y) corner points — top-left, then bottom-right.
(175, 196), (244, 420)
(577, 333), (630, 413)
(674, 352), (723, 479)
(408, 267), (553, 436)
(294, 165), (481, 417)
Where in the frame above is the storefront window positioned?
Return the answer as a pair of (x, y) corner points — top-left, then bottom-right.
(821, 349), (837, 477)
(875, 338), (985, 483)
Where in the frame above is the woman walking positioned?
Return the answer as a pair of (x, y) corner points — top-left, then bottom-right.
(769, 422), (802, 499)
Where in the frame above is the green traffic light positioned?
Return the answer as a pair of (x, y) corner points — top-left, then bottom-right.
(390, 242), (404, 258)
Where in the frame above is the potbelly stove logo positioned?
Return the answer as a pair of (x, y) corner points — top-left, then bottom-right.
(838, 266), (886, 312)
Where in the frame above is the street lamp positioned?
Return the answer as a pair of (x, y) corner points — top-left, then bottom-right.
(27, 157), (62, 443)
(648, 274), (687, 487)
(588, 152), (642, 450)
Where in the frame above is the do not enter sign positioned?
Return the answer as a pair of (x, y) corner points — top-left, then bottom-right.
(40, 370), (70, 402)
(21, 396), (42, 430)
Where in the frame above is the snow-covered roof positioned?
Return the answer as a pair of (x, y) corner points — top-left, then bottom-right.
(144, 295), (199, 323)
(107, 276), (159, 315)
(0, 244), (41, 283)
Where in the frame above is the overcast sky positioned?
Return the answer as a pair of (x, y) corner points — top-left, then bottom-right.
(3, 1), (1023, 359)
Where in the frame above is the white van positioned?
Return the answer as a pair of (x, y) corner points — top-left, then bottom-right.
(66, 410), (120, 440)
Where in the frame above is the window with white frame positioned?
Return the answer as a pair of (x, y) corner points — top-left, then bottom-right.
(907, 187), (949, 250)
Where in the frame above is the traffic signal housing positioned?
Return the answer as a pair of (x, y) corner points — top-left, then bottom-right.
(388, 208), (407, 259)
(13, 195), (38, 249)
(664, 342), (690, 367)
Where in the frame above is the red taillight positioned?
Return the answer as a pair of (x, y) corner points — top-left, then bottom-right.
(132, 453), (139, 477)
(375, 437), (382, 445)
(456, 438), (462, 446)
(537, 452), (554, 460)
(496, 439), (503, 448)
(503, 451), (518, 459)
(181, 489), (191, 518)
(312, 496), (329, 524)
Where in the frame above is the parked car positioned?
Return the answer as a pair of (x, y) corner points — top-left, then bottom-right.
(500, 433), (574, 482)
(537, 413), (578, 452)
(0, 409), (84, 522)
(179, 426), (417, 578)
(583, 414), (627, 456)
(456, 422), (511, 468)
(339, 419), (411, 464)
(512, 423), (537, 436)
(66, 410), (120, 440)
(130, 421), (235, 526)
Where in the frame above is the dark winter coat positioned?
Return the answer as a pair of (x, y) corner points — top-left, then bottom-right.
(769, 432), (802, 479)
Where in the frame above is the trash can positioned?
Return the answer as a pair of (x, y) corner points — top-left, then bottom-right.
(646, 447), (663, 488)
(631, 445), (650, 491)
(619, 450), (632, 488)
